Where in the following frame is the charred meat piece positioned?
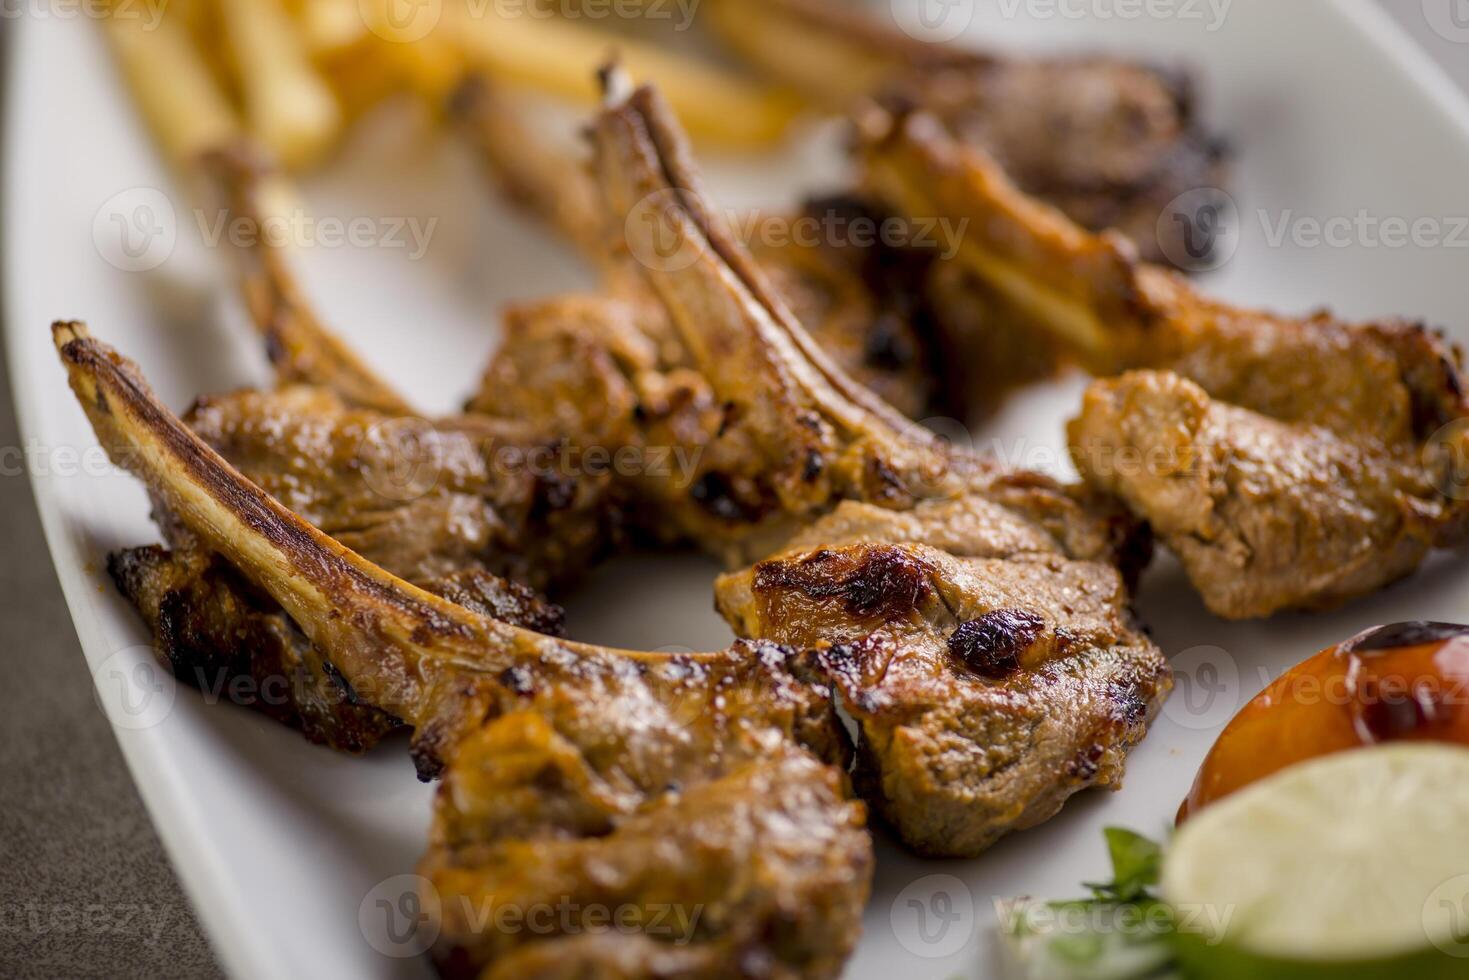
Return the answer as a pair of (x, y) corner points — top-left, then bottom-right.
(863, 109), (1469, 619)
(704, 0), (1228, 266)
(716, 542), (1166, 856)
(1070, 370), (1460, 619)
(180, 384), (616, 593)
(452, 78), (942, 420)
(194, 152), (622, 594)
(108, 152), (623, 755)
(583, 79), (1146, 570)
(56, 322), (872, 978)
(491, 79), (1159, 857)
(109, 545), (563, 753)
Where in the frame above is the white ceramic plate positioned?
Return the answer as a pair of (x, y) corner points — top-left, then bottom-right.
(8, 3), (1469, 977)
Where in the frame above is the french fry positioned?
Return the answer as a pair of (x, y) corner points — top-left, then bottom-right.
(703, 0), (903, 108)
(439, 5), (801, 148)
(294, 0), (369, 56)
(214, 0), (344, 169)
(101, 5), (241, 167)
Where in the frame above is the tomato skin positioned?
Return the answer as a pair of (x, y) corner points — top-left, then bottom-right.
(1178, 623), (1469, 823)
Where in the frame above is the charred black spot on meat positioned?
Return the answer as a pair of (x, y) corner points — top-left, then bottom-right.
(754, 548), (931, 620)
(531, 470), (577, 517)
(1066, 743), (1105, 781)
(1108, 680), (1150, 725)
(947, 609), (1045, 679)
(410, 741), (445, 782)
(802, 448), (826, 482)
(498, 665), (536, 696)
(842, 549), (929, 617)
(865, 456), (907, 502)
(690, 472), (761, 523)
(321, 659), (365, 706)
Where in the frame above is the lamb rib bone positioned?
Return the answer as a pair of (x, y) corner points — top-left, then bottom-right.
(589, 78), (1169, 855)
(199, 143), (414, 415)
(55, 321), (871, 978)
(861, 107), (1469, 618)
(109, 144), (618, 751)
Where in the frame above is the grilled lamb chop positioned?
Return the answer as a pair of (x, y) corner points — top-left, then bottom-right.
(199, 147), (621, 592)
(180, 385), (614, 593)
(716, 541), (1161, 856)
(473, 79), (1168, 856)
(108, 546), (562, 753)
(56, 322), (872, 978)
(703, 0), (1229, 267)
(451, 78), (941, 420)
(107, 151), (625, 752)
(861, 109), (1469, 618)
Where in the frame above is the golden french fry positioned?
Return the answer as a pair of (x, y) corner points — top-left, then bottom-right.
(294, 0), (370, 56)
(214, 0), (344, 169)
(101, 6), (241, 167)
(703, 0), (901, 108)
(439, 5), (801, 148)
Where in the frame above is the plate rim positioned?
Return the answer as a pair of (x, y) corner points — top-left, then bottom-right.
(6, 6), (1469, 979)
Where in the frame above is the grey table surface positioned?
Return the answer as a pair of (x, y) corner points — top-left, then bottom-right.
(1, 3), (1466, 977)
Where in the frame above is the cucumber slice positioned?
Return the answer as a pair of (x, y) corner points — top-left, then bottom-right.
(1161, 744), (1469, 980)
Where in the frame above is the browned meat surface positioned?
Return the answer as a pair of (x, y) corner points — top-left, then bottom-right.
(908, 59), (1226, 266)
(863, 109), (1469, 618)
(108, 545), (563, 753)
(748, 194), (946, 418)
(705, 0), (1228, 266)
(429, 733), (868, 980)
(56, 321), (872, 977)
(453, 79), (943, 421)
(1070, 370), (1458, 619)
(180, 385), (617, 593)
(717, 542), (1165, 856)
(477, 82), (1165, 857)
